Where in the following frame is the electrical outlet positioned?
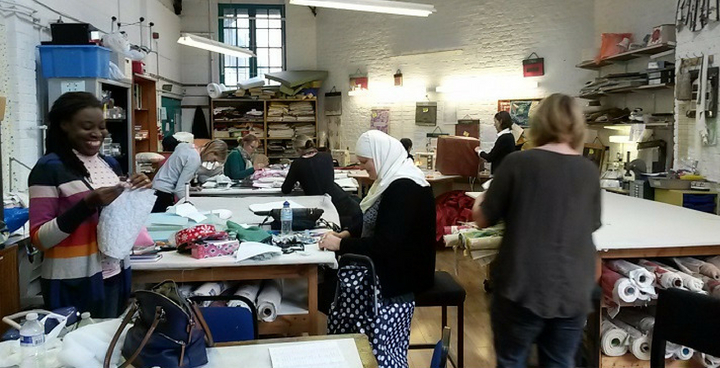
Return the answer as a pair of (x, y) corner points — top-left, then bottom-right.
(60, 81), (86, 94)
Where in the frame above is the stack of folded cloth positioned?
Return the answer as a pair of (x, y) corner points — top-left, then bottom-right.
(289, 101), (315, 121)
(268, 124), (294, 138)
(268, 102), (289, 118)
(295, 124), (315, 136)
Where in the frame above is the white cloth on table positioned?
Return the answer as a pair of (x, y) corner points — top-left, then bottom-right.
(58, 320), (130, 368)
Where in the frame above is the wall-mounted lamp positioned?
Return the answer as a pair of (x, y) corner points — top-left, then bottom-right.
(394, 70), (403, 86)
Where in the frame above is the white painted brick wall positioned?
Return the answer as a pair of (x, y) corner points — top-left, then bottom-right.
(0, 0), (181, 193)
(675, 24), (720, 180)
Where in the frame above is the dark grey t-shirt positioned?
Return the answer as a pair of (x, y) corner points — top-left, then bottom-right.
(482, 149), (602, 318)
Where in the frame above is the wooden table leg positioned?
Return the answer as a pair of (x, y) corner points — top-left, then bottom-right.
(307, 265), (319, 335)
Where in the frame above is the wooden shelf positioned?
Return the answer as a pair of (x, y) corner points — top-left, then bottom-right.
(266, 120), (316, 123)
(580, 83), (674, 99)
(636, 83), (674, 91)
(601, 354), (701, 368)
(577, 43), (675, 70)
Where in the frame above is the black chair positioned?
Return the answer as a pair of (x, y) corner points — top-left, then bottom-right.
(411, 271), (466, 368)
(650, 288), (720, 367)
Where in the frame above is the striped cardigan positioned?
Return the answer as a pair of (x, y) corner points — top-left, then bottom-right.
(29, 153), (131, 315)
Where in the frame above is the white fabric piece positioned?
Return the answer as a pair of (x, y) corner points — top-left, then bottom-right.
(58, 319), (130, 368)
(355, 130), (429, 212)
(667, 342), (681, 359)
(257, 279), (283, 322)
(674, 257), (720, 280)
(697, 353), (720, 368)
(98, 189), (156, 259)
(173, 132), (194, 143)
(606, 260), (656, 290)
(178, 284), (194, 298)
(600, 320), (629, 357)
(617, 310), (655, 334)
(613, 278), (639, 304)
(229, 281), (262, 308)
(235, 242), (283, 262)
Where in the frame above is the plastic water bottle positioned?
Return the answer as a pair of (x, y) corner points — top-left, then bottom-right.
(280, 201), (293, 236)
(19, 313), (45, 368)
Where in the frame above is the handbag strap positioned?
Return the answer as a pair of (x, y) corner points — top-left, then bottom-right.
(190, 302), (215, 347)
(104, 305), (165, 368)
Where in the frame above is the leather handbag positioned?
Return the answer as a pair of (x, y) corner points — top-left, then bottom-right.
(260, 208), (325, 231)
(104, 280), (214, 368)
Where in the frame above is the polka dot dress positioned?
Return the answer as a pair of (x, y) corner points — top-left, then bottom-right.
(328, 263), (415, 368)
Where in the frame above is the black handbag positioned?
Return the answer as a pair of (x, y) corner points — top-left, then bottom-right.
(104, 280), (214, 368)
(260, 208), (325, 231)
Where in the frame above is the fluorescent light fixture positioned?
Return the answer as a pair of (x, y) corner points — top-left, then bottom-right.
(609, 135), (631, 143)
(177, 33), (255, 58)
(289, 0), (436, 17)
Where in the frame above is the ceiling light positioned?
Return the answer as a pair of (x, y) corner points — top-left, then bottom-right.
(177, 33), (255, 58)
(289, 0), (436, 17)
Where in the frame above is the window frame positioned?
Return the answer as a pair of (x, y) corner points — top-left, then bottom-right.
(218, 3), (286, 86)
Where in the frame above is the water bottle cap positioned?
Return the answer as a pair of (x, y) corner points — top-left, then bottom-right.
(283, 201), (290, 207)
(81, 312), (91, 319)
(26, 313), (38, 321)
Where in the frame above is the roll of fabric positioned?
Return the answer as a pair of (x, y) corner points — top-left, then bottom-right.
(700, 276), (720, 298)
(675, 346), (695, 361)
(178, 284), (194, 298)
(192, 282), (229, 307)
(674, 257), (720, 280)
(443, 234), (461, 248)
(654, 261), (706, 293)
(607, 260), (656, 290)
(229, 281), (262, 309)
(602, 265), (639, 304)
(706, 256), (720, 275)
(463, 236), (502, 250)
(600, 320), (629, 357)
(617, 310), (655, 334)
(696, 353), (720, 368)
(612, 319), (651, 361)
(256, 279), (283, 322)
(638, 259), (684, 289)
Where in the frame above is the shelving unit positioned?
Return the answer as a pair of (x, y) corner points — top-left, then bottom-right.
(210, 98), (318, 163)
(577, 43), (676, 70)
(47, 78), (134, 174)
(133, 74), (160, 160)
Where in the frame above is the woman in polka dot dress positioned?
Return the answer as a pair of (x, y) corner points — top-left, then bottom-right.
(320, 130), (436, 368)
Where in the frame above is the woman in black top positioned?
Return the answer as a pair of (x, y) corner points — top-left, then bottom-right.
(281, 135), (363, 236)
(320, 130), (435, 368)
(476, 111), (516, 174)
(473, 94), (601, 368)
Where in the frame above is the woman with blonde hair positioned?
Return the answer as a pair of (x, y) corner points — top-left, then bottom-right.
(473, 94), (601, 368)
(224, 134), (265, 180)
(196, 139), (229, 184)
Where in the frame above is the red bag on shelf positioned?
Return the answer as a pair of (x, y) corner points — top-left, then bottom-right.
(595, 33), (633, 63)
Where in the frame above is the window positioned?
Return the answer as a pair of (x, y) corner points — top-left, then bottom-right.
(218, 4), (285, 86)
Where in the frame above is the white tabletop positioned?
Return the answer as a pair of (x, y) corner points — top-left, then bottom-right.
(595, 191), (720, 251)
(193, 186), (356, 197)
(132, 195), (339, 270)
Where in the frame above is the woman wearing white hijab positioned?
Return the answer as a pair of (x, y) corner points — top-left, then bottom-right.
(320, 130), (436, 368)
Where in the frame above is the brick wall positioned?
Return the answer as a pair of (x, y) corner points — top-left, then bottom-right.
(0, 0), (181, 192)
(674, 24), (720, 180)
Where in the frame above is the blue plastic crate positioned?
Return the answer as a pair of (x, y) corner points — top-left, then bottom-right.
(38, 45), (111, 78)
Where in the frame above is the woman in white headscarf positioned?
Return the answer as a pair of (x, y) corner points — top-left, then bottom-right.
(320, 130), (436, 368)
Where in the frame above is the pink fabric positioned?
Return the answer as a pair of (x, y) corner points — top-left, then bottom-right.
(134, 228), (154, 247)
(191, 239), (240, 259)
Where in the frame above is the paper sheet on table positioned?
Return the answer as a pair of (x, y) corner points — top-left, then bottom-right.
(248, 200), (305, 213)
(235, 242), (283, 262)
(147, 213), (189, 227)
(335, 178), (358, 188)
(170, 203), (207, 223)
(269, 340), (350, 368)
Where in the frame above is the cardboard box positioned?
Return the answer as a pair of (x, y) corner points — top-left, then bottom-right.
(648, 24), (676, 46)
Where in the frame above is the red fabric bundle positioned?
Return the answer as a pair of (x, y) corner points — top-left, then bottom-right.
(435, 190), (475, 241)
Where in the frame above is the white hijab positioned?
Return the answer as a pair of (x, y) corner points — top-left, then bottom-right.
(356, 130), (430, 212)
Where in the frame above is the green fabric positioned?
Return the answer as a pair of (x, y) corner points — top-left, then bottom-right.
(227, 221), (272, 242)
(224, 149), (255, 180)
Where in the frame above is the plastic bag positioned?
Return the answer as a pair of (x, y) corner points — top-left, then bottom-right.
(596, 33), (633, 63)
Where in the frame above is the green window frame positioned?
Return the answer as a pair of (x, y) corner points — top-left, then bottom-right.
(218, 4), (286, 86)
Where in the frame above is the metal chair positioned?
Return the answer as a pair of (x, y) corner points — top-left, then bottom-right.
(650, 288), (720, 367)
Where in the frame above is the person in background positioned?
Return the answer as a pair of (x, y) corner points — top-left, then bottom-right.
(29, 92), (152, 318)
(282, 135), (363, 236)
(472, 94), (601, 368)
(196, 139), (229, 184)
(224, 134), (266, 180)
(475, 111), (516, 174)
(151, 133), (200, 212)
(400, 138), (414, 161)
(320, 130), (435, 368)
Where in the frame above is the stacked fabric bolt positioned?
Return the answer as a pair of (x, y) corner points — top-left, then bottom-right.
(609, 317), (651, 360)
(638, 259), (684, 289)
(268, 123), (295, 138)
(673, 257), (720, 280)
(289, 101), (314, 121)
(268, 102), (289, 118)
(295, 124), (315, 136)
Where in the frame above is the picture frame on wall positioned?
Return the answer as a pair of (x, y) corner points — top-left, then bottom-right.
(583, 142), (606, 171)
(497, 98), (543, 127)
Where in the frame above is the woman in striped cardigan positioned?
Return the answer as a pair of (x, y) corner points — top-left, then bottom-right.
(29, 92), (151, 318)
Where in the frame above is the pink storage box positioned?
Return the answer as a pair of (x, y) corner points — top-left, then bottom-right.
(191, 239), (240, 259)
